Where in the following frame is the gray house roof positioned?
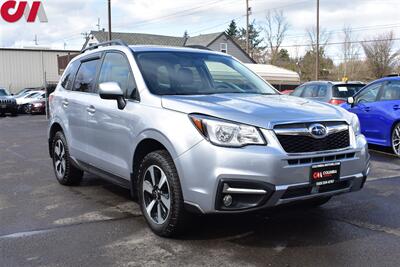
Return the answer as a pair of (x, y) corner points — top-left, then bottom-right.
(184, 32), (223, 46)
(90, 31), (186, 47)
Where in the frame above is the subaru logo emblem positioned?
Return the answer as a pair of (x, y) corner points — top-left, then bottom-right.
(309, 123), (328, 139)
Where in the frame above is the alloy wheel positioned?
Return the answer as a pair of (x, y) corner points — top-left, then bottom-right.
(393, 125), (400, 156)
(142, 165), (171, 225)
(54, 139), (66, 179)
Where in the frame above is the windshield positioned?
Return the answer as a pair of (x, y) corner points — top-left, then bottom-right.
(0, 89), (9, 96)
(135, 52), (278, 96)
(333, 84), (365, 98)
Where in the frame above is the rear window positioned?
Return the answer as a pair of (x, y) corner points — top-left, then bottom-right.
(333, 84), (365, 98)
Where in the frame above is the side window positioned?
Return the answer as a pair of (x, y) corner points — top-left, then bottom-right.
(220, 43), (228, 53)
(61, 61), (79, 90)
(98, 53), (137, 99)
(74, 59), (100, 93)
(302, 84), (318, 97)
(380, 81), (400, 101)
(317, 84), (328, 97)
(291, 86), (304, 96)
(356, 83), (382, 103)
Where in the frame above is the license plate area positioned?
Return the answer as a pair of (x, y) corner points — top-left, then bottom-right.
(310, 162), (341, 186)
(1, 105), (6, 109)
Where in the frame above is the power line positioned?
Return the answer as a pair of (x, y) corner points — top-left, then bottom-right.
(280, 37), (400, 48)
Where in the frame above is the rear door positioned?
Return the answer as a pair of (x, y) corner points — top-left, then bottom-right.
(85, 51), (140, 179)
(373, 80), (400, 145)
(350, 82), (383, 141)
(67, 54), (102, 162)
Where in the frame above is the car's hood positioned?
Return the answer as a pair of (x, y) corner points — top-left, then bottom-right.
(0, 96), (14, 100)
(162, 94), (352, 129)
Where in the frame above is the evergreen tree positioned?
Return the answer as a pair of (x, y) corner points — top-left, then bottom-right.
(226, 20), (239, 38)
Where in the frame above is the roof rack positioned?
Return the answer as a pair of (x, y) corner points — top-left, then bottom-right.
(81, 39), (128, 53)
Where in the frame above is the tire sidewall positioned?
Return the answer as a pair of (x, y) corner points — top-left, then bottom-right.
(392, 123), (400, 157)
(138, 151), (180, 234)
(52, 132), (71, 184)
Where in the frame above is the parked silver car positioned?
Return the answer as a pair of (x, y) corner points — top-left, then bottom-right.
(291, 81), (366, 105)
(48, 41), (370, 237)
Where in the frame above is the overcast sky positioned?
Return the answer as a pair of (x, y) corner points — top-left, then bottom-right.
(0, 0), (399, 61)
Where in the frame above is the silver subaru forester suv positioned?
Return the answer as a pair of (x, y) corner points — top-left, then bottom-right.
(48, 41), (370, 237)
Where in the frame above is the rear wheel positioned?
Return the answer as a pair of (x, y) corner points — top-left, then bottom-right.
(392, 123), (400, 157)
(23, 104), (30, 114)
(52, 131), (83, 185)
(138, 150), (187, 237)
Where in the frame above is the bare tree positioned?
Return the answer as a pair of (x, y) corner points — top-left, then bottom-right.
(306, 26), (331, 51)
(341, 26), (361, 79)
(362, 31), (399, 78)
(263, 10), (289, 64)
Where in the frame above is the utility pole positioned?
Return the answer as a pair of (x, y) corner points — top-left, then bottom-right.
(246, 0), (250, 54)
(96, 18), (101, 31)
(108, 0), (112, 40)
(315, 0), (320, 80)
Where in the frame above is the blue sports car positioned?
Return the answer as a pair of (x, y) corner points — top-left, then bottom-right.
(342, 76), (400, 156)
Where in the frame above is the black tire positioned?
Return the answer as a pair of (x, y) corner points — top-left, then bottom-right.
(52, 131), (83, 186)
(391, 122), (400, 157)
(137, 150), (187, 237)
(23, 104), (30, 114)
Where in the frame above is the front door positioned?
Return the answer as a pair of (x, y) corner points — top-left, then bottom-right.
(85, 51), (139, 179)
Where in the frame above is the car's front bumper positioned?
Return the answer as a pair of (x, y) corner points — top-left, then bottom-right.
(0, 105), (17, 114)
(176, 131), (370, 214)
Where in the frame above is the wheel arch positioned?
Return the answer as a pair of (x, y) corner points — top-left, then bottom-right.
(48, 122), (65, 158)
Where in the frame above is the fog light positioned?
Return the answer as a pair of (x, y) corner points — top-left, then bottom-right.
(223, 195), (233, 207)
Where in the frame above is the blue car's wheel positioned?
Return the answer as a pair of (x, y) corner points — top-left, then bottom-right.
(392, 123), (400, 157)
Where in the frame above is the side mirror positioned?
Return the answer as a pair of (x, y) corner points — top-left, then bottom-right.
(347, 96), (355, 107)
(99, 82), (126, 110)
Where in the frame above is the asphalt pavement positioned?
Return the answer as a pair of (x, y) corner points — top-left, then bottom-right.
(1, 115), (400, 267)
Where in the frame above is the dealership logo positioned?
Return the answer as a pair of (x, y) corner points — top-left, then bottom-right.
(0, 1), (47, 23)
(309, 123), (328, 139)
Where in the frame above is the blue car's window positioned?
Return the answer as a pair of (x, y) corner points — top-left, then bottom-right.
(135, 52), (277, 96)
(357, 83), (382, 103)
(380, 81), (400, 101)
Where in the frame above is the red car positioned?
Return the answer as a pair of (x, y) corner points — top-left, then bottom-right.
(29, 100), (46, 115)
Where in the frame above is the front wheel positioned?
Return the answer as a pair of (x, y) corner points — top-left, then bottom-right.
(52, 131), (83, 185)
(138, 150), (187, 237)
(392, 123), (400, 157)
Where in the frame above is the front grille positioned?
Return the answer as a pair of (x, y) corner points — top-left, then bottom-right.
(277, 130), (350, 153)
(281, 180), (351, 199)
(287, 153), (355, 166)
(0, 99), (15, 105)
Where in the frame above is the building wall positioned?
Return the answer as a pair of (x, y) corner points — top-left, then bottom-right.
(0, 49), (78, 93)
(207, 35), (253, 64)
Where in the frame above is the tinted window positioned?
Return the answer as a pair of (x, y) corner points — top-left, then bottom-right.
(61, 61), (79, 90)
(0, 89), (8, 96)
(74, 59), (100, 93)
(98, 53), (137, 99)
(291, 86), (304, 97)
(136, 52), (277, 95)
(357, 83), (382, 103)
(333, 84), (365, 98)
(380, 81), (400, 101)
(317, 84), (328, 97)
(302, 84), (318, 97)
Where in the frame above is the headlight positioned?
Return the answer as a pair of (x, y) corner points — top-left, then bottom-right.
(351, 114), (361, 136)
(189, 114), (266, 147)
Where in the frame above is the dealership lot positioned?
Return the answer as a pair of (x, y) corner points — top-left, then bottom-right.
(1, 115), (400, 266)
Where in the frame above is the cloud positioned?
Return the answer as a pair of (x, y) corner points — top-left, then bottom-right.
(0, 0), (398, 58)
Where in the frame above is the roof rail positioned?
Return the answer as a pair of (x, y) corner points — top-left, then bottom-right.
(385, 73), (400, 77)
(185, 45), (212, 51)
(81, 39), (128, 53)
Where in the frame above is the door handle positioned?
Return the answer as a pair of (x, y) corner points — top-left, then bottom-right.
(363, 107), (371, 112)
(62, 99), (69, 108)
(394, 105), (400, 111)
(86, 105), (96, 115)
